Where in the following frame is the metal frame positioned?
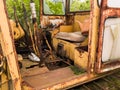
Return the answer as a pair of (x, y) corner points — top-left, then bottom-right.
(1, 0), (120, 89)
(88, 0), (100, 73)
(96, 0), (120, 73)
(0, 1), (21, 90)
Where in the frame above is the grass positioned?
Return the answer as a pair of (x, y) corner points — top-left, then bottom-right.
(69, 66), (86, 75)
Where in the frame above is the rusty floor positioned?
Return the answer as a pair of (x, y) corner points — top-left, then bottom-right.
(23, 67), (76, 89)
(20, 59), (87, 89)
(20, 59), (75, 89)
(20, 59), (49, 77)
(21, 59), (118, 90)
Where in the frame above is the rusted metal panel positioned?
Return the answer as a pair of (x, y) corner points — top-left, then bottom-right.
(0, 0), (21, 89)
(0, 41), (11, 90)
(96, 0), (120, 73)
(22, 81), (33, 90)
(88, 0), (100, 73)
(23, 67), (95, 90)
(74, 48), (88, 70)
(41, 71), (116, 90)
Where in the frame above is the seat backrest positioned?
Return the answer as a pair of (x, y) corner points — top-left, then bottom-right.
(75, 18), (90, 35)
(59, 25), (73, 32)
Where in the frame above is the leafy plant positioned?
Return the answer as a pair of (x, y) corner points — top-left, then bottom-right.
(69, 66), (85, 75)
(6, 0), (40, 25)
(44, 0), (65, 15)
(70, 0), (90, 12)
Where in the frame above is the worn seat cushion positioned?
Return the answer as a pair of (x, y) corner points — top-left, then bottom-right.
(55, 31), (86, 42)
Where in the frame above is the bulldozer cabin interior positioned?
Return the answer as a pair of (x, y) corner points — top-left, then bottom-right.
(1, 0), (120, 90)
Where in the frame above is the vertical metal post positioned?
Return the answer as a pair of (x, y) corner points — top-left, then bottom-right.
(88, 0), (100, 73)
(0, 1), (21, 90)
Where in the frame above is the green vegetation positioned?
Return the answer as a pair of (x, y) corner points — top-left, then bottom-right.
(69, 66), (85, 75)
(70, 0), (90, 12)
(6, 0), (40, 24)
(6, 0), (90, 25)
(44, 0), (65, 15)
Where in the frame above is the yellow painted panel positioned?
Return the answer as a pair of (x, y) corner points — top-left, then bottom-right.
(53, 38), (78, 61)
(74, 49), (88, 70)
(52, 38), (59, 51)
(10, 19), (25, 40)
(1, 82), (8, 90)
(60, 25), (73, 32)
(73, 15), (90, 32)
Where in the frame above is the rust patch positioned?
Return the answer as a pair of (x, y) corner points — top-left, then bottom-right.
(96, 0), (120, 73)
(102, 60), (120, 69)
(22, 81), (34, 90)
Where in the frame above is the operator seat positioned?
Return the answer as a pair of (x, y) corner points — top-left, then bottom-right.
(55, 18), (90, 43)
